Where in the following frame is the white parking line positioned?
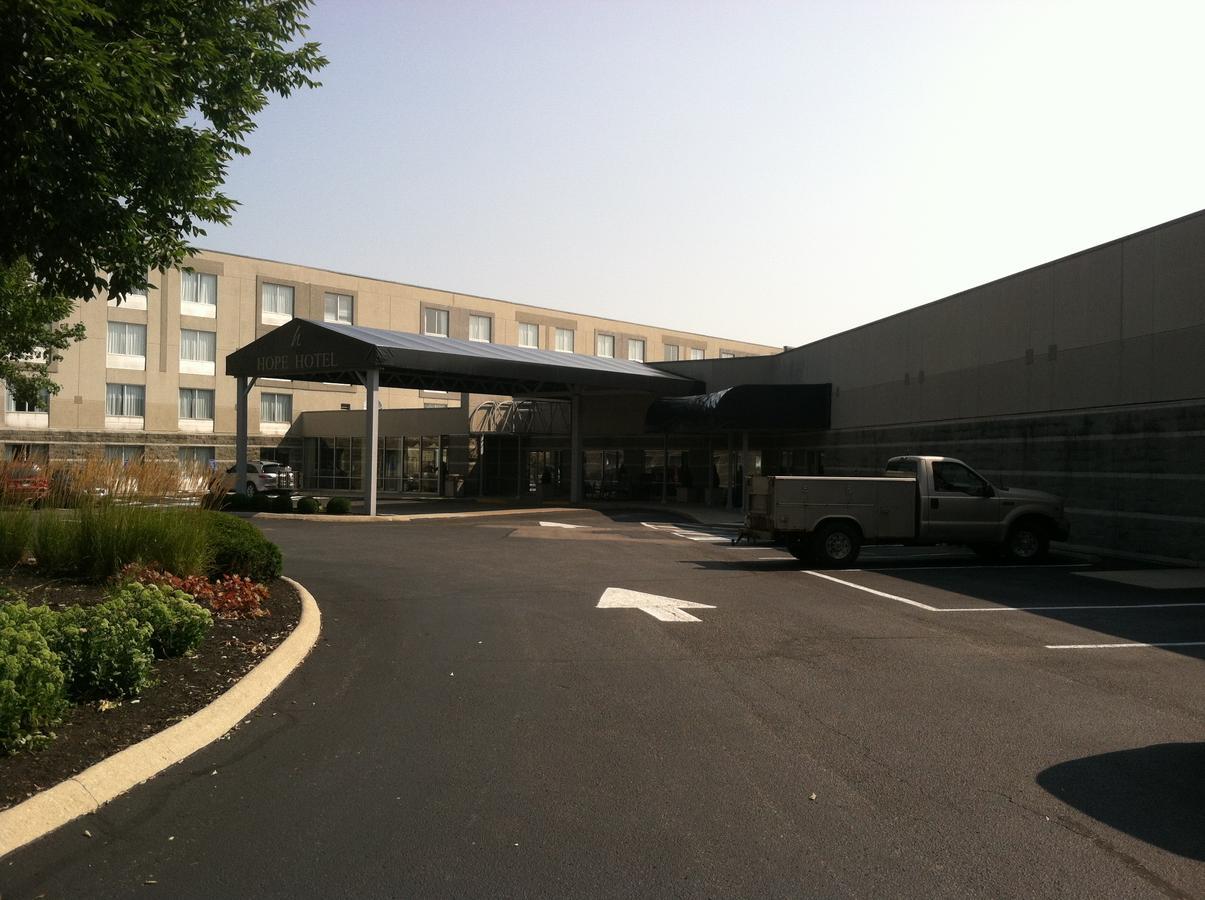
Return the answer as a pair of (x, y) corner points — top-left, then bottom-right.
(804, 571), (939, 611)
(1046, 641), (1205, 650)
(857, 563), (1092, 572)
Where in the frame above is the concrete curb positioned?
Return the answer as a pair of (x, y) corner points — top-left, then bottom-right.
(0, 576), (321, 861)
(252, 506), (579, 523)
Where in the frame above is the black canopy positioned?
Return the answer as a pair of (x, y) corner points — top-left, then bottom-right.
(644, 384), (831, 433)
(226, 319), (704, 397)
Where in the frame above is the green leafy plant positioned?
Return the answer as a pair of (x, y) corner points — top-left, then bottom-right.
(204, 512), (283, 582)
(54, 602), (154, 700)
(118, 564), (270, 620)
(31, 509), (77, 574)
(250, 492), (274, 512)
(105, 583), (212, 658)
(325, 496), (351, 515)
(221, 492), (253, 512)
(270, 493), (294, 514)
(0, 602), (68, 753)
(295, 496), (320, 514)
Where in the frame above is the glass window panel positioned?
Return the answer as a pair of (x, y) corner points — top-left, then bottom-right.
(107, 322), (147, 355)
(178, 446), (215, 465)
(324, 292), (353, 323)
(106, 384), (145, 417)
(518, 323), (539, 348)
(7, 388), (49, 412)
(262, 283), (294, 316)
(181, 270), (217, 306)
(596, 334), (614, 358)
(627, 339), (645, 362)
(179, 388), (215, 419)
(469, 314), (492, 342)
(555, 328), (574, 353)
(424, 307), (449, 336)
(663, 344), (679, 361)
(180, 329), (216, 361)
(260, 392), (293, 423)
(690, 347), (705, 360)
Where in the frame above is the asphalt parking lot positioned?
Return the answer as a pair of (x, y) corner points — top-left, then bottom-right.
(5, 510), (1203, 898)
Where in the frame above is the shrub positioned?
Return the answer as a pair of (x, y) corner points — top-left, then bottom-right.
(249, 492), (273, 512)
(106, 583), (212, 658)
(31, 509), (77, 574)
(0, 603), (68, 753)
(325, 496), (351, 515)
(119, 564), (270, 620)
(54, 602), (154, 700)
(270, 493), (294, 514)
(220, 491), (253, 512)
(296, 496), (320, 514)
(0, 508), (33, 567)
(204, 512), (283, 582)
(72, 505), (210, 582)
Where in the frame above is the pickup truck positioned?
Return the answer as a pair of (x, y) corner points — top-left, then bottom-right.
(743, 456), (1069, 566)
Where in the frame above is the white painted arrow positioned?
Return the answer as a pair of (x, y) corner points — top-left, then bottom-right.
(597, 587), (716, 622)
(539, 521), (585, 529)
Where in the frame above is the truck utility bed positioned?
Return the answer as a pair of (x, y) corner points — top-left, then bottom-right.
(745, 475), (918, 542)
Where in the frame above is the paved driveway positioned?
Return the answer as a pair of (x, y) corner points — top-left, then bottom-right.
(5, 511), (1203, 898)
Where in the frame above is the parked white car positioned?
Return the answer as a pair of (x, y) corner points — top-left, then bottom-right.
(223, 460), (297, 494)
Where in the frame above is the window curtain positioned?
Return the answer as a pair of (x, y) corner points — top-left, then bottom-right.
(180, 329), (216, 361)
(263, 283), (294, 315)
(179, 388), (214, 419)
(261, 393), (292, 422)
(106, 384), (145, 417)
(107, 322), (147, 355)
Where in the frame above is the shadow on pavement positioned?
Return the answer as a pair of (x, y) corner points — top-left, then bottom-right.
(1037, 742), (1205, 861)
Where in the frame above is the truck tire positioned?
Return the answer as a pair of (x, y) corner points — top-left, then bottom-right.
(1004, 520), (1049, 562)
(812, 522), (861, 567)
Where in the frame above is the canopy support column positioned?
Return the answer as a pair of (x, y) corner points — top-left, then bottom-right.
(363, 368), (379, 516)
(235, 376), (257, 495)
(725, 431), (735, 510)
(570, 389), (583, 504)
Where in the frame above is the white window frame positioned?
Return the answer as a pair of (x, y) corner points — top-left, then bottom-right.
(517, 323), (539, 348)
(596, 334), (615, 358)
(178, 387), (215, 433)
(627, 339), (645, 362)
(554, 327), (574, 353)
(179, 329), (217, 376)
(324, 292), (354, 324)
(423, 307), (449, 337)
(181, 270), (217, 318)
(5, 387), (50, 428)
(261, 282), (295, 325)
(106, 321), (147, 370)
(105, 383), (145, 429)
(468, 314), (492, 343)
(260, 392), (293, 434)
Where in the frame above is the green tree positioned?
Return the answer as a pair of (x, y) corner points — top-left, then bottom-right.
(0, 0), (326, 391)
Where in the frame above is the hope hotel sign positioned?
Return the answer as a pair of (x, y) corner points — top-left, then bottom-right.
(255, 350), (339, 373)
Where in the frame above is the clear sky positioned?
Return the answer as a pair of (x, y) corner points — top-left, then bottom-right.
(205, 0), (1205, 348)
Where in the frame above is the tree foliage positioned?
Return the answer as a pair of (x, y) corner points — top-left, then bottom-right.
(0, 0), (327, 303)
(0, 2), (325, 396)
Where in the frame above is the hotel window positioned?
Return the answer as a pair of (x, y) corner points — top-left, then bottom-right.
(260, 392), (293, 423)
(181, 270), (217, 317)
(517, 322), (539, 348)
(261, 282), (294, 325)
(179, 387), (215, 420)
(720, 350), (736, 359)
(627, 339), (645, 362)
(324, 292), (353, 324)
(469, 314), (492, 343)
(105, 445), (143, 465)
(423, 307), (449, 337)
(689, 347), (705, 360)
(106, 321), (147, 369)
(180, 329), (217, 375)
(596, 334), (615, 358)
(663, 344), (680, 361)
(6, 388), (49, 413)
(554, 327), (574, 353)
(178, 446), (215, 467)
(106, 384), (145, 418)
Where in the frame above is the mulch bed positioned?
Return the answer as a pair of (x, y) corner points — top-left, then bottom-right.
(0, 574), (301, 811)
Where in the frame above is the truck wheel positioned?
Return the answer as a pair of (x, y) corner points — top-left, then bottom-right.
(1004, 521), (1049, 562)
(813, 522), (861, 567)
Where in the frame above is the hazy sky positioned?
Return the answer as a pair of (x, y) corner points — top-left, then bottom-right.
(205, 0), (1205, 348)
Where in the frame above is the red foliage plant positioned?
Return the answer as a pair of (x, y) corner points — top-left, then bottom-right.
(118, 564), (269, 619)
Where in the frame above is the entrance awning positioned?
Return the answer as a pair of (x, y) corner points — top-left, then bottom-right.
(226, 319), (703, 397)
(643, 384), (831, 433)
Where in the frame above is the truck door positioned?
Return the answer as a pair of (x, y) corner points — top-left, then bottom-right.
(924, 460), (1004, 542)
